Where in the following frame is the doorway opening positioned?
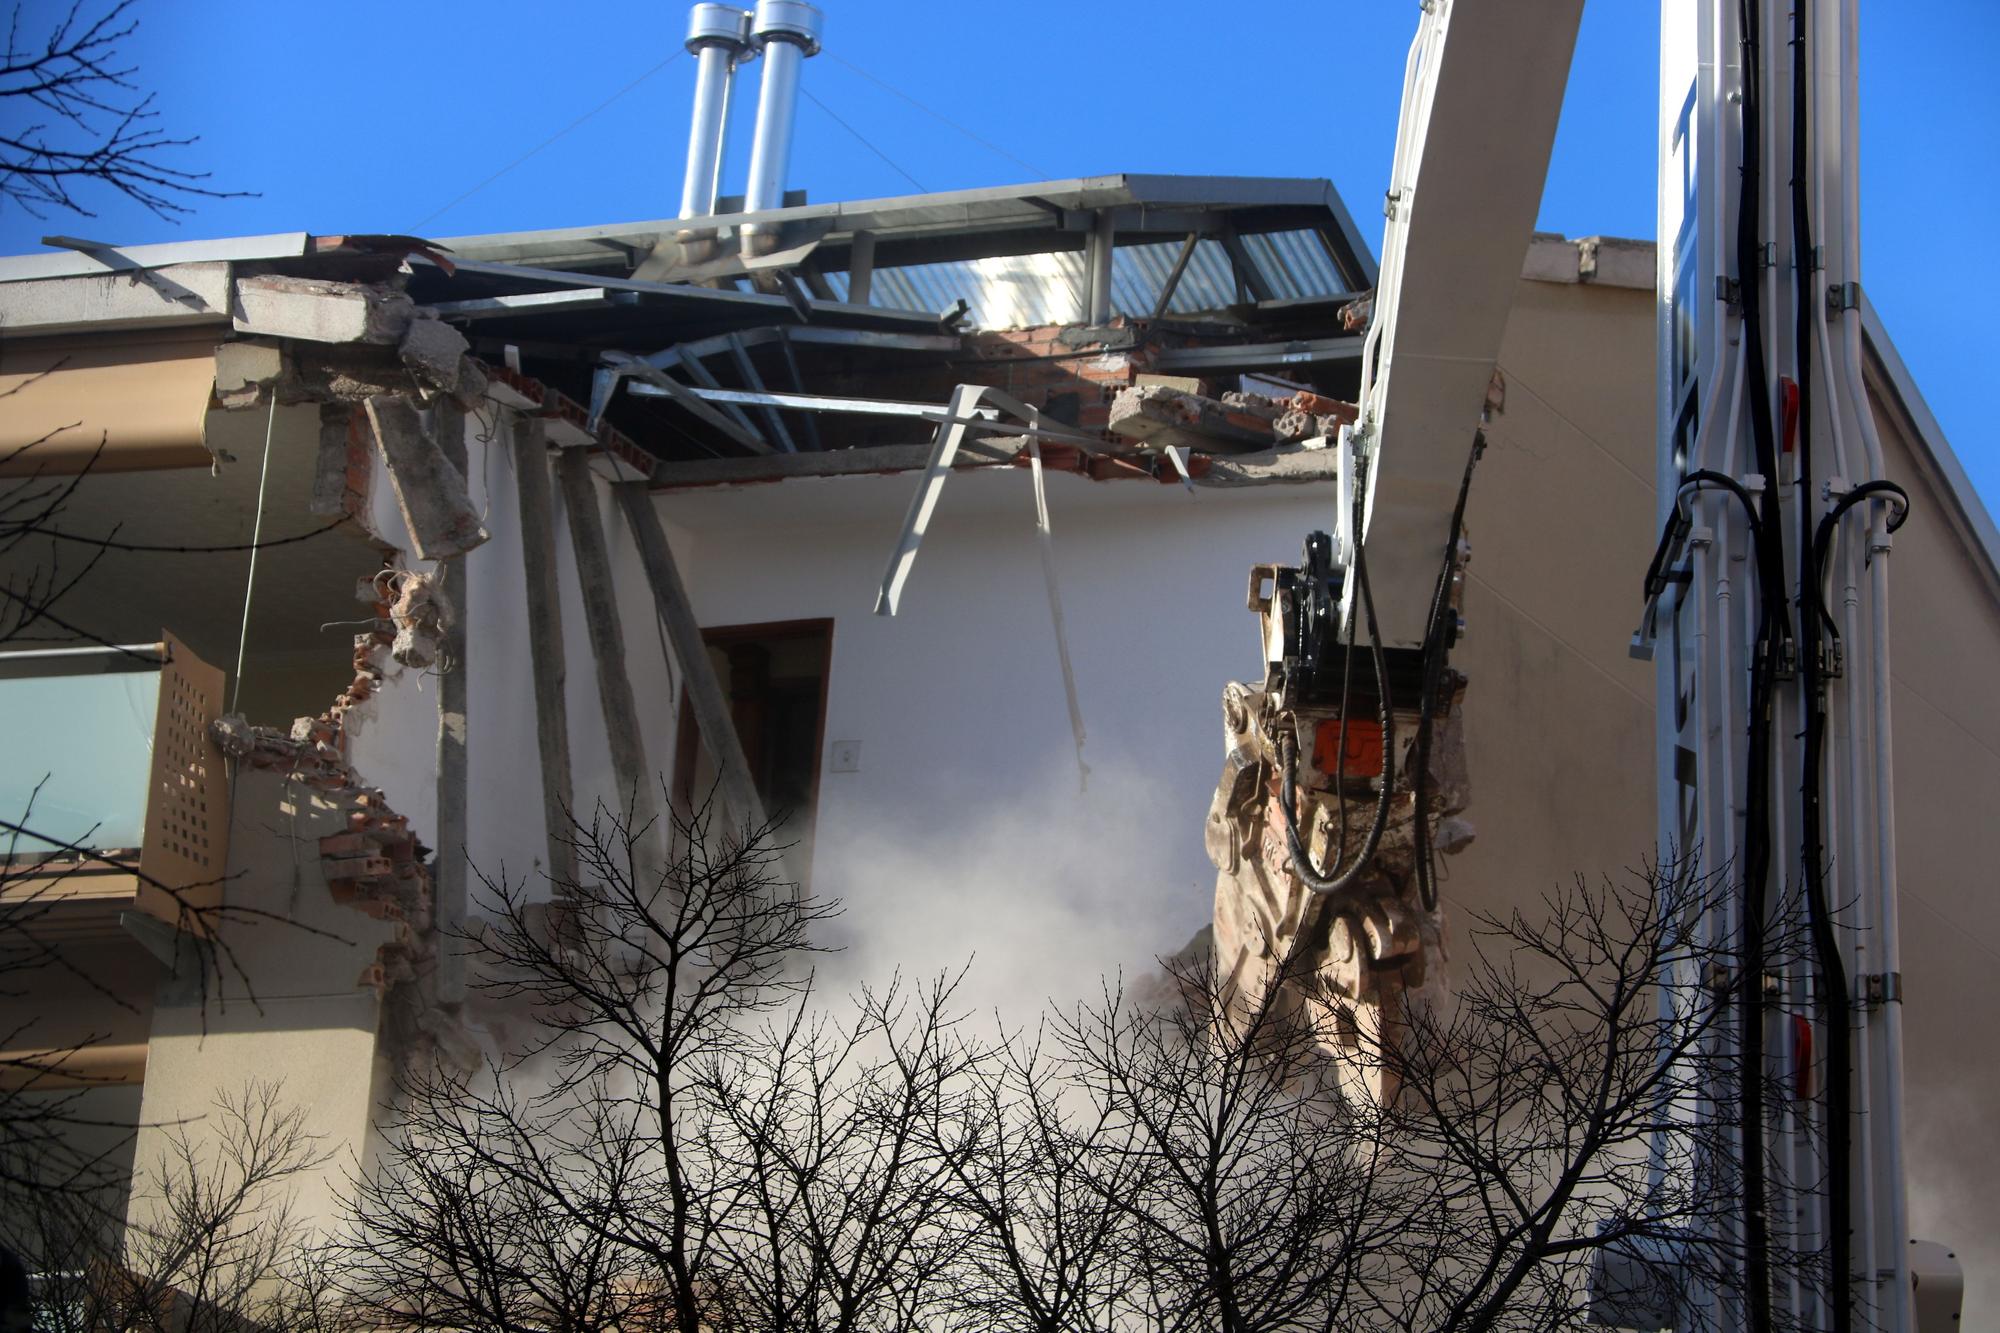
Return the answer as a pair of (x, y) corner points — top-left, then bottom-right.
(672, 619), (833, 882)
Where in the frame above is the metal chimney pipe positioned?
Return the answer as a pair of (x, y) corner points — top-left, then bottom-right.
(741, 0), (823, 257)
(679, 5), (755, 225)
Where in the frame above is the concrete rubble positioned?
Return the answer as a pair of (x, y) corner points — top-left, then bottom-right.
(1111, 383), (1362, 454)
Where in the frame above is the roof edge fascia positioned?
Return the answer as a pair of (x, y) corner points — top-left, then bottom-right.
(1859, 290), (2000, 599)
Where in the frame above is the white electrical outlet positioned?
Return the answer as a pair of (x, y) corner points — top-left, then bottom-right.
(829, 740), (861, 773)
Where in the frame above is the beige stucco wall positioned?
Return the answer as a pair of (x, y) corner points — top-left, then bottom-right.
(1864, 359), (2000, 1317)
(126, 767), (397, 1243)
(1446, 278), (1662, 939)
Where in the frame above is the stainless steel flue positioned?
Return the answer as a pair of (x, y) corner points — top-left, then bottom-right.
(679, 4), (755, 223)
(741, 0), (823, 257)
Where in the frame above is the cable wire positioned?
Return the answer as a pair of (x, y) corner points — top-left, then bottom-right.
(800, 86), (926, 192)
(229, 397), (277, 714)
(411, 50), (686, 233)
(828, 52), (1049, 178)
(27, 515), (350, 553)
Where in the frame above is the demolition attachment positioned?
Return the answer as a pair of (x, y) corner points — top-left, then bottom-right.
(1205, 528), (1472, 1103)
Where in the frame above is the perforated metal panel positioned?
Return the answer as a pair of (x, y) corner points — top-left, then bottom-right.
(136, 631), (228, 933)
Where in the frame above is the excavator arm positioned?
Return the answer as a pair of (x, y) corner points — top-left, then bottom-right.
(1203, 0), (1583, 1103)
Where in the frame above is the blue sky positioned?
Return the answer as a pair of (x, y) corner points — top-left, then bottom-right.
(2, 1), (1991, 515)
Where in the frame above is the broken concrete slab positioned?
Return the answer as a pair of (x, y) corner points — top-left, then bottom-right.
(1108, 383), (1279, 455)
(1218, 390), (1285, 422)
(398, 315), (470, 395)
(233, 274), (416, 344)
(0, 261), (230, 336)
(362, 395), (489, 560)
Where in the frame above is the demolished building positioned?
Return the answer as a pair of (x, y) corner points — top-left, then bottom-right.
(2, 139), (1997, 1303)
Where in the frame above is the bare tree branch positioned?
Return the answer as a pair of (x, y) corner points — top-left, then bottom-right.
(0, 1), (252, 220)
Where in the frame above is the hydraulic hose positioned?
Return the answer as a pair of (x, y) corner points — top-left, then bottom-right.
(1790, 4), (1853, 1324)
(1410, 432), (1483, 914)
(1278, 539), (1395, 898)
(1735, 3), (1783, 1325)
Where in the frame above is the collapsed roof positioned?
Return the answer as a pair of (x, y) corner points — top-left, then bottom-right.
(0, 174), (1379, 478)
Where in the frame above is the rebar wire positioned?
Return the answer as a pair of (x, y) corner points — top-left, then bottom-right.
(800, 87), (927, 193)
(229, 397), (277, 714)
(411, 50), (686, 232)
(828, 52), (1049, 179)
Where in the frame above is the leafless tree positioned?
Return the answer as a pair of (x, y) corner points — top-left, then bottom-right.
(338, 795), (999, 1333)
(1, 1), (248, 220)
(336, 789), (1810, 1333)
(702, 971), (977, 1332)
(338, 796), (820, 1331)
(19, 1080), (332, 1333)
(933, 862), (1812, 1333)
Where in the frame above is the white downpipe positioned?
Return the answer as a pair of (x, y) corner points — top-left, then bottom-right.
(1835, 0), (1912, 1323)
(1806, 0), (1883, 1317)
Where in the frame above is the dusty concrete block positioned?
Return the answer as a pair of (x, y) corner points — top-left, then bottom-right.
(363, 394), (489, 560)
(214, 339), (285, 406)
(232, 274), (414, 344)
(398, 314), (469, 394)
(1219, 390), (1284, 422)
(1134, 372), (1207, 396)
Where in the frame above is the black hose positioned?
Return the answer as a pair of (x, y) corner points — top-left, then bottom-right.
(1735, 3), (1782, 1325)
(1790, 3), (1853, 1324)
(1278, 539), (1394, 898)
(1410, 432), (1482, 914)
(1642, 470), (1769, 604)
(1329, 536), (1361, 874)
(1809, 482), (1912, 649)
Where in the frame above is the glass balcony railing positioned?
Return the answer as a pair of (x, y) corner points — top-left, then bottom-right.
(0, 645), (163, 856)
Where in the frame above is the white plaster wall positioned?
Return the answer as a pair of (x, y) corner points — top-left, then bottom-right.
(457, 412), (571, 897)
(349, 436), (440, 849)
(127, 767), (397, 1241)
(131, 993), (384, 1243)
(357, 410), (686, 908)
(661, 471), (1329, 1014)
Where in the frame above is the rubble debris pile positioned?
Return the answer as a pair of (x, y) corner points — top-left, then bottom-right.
(1111, 383), (1360, 455)
(210, 573), (441, 1000)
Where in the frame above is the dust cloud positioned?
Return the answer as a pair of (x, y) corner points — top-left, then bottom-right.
(806, 757), (1213, 1024)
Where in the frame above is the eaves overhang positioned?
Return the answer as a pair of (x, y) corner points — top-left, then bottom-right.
(0, 232), (311, 284)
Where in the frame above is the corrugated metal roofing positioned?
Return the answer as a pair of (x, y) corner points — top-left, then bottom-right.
(825, 229), (1347, 329)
